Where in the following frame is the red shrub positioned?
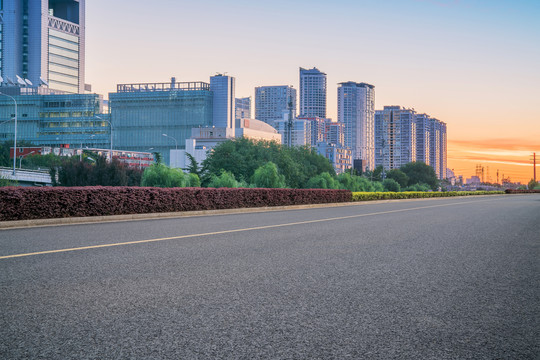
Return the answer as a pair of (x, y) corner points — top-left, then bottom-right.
(0, 187), (352, 221)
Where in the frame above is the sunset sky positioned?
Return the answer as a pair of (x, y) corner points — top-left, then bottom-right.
(85, 0), (540, 183)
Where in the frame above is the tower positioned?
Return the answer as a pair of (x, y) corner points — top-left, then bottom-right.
(338, 81), (375, 169)
(1, 0), (86, 94)
(299, 67), (326, 118)
(210, 74), (235, 128)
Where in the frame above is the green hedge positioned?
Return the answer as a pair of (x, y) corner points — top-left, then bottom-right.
(352, 191), (505, 201)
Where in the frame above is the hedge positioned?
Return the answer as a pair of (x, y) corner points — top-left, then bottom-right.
(0, 187), (352, 221)
(352, 191), (505, 202)
(505, 189), (540, 194)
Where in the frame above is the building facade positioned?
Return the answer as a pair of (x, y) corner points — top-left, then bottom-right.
(210, 74), (235, 129)
(110, 79), (213, 166)
(0, 91), (108, 149)
(299, 67), (326, 118)
(415, 113), (431, 165)
(254, 85), (296, 127)
(324, 120), (345, 147)
(297, 116), (326, 147)
(1, 0), (86, 94)
(429, 118), (447, 179)
(235, 97), (251, 127)
(338, 82), (375, 169)
(274, 115), (311, 147)
(374, 106), (417, 170)
(316, 142), (352, 174)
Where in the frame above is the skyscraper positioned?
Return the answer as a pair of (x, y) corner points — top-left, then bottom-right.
(375, 106), (417, 170)
(415, 113), (431, 165)
(254, 85), (296, 126)
(299, 67), (326, 118)
(1, 0), (86, 94)
(429, 118), (447, 179)
(338, 82), (375, 169)
(210, 74), (235, 128)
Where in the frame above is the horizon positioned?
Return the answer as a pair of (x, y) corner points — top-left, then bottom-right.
(85, 0), (540, 183)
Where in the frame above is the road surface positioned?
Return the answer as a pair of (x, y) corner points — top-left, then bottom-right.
(1, 195), (539, 359)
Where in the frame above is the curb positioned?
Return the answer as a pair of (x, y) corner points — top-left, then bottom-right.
(0, 194), (507, 230)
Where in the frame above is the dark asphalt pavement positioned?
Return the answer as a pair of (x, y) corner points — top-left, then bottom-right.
(1, 195), (539, 359)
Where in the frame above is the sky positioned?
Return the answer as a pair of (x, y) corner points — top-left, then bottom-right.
(85, 0), (540, 183)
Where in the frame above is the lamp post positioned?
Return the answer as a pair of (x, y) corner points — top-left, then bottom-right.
(19, 150), (35, 169)
(162, 133), (178, 150)
(0, 93), (18, 175)
(80, 134), (95, 161)
(95, 115), (113, 162)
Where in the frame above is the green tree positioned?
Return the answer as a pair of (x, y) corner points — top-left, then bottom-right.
(306, 172), (340, 189)
(385, 169), (409, 188)
(382, 178), (401, 192)
(141, 164), (186, 187)
(186, 173), (201, 187)
(400, 162), (438, 190)
(202, 138), (334, 188)
(207, 170), (241, 188)
(403, 183), (431, 192)
(528, 179), (539, 190)
(184, 153), (202, 177)
(251, 162), (286, 188)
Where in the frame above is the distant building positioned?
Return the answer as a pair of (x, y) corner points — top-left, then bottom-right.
(110, 78), (213, 166)
(429, 118), (447, 179)
(297, 116), (326, 147)
(210, 74), (235, 128)
(374, 106), (417, 170)
(235, 97), (251, 127)
(9, 146), (154, 168)
(1, 0), (86, 94)
(274, 113), (311, 147)
(172, 119), (281, 169)
(299, 67), (327, 118)
(324, 120), (345, 147)
(317, 142), (352, 174)
(0, 91), (108, 149)
(338, 81), (375, 169)
(415, 113), (431, 165)
(254, 85), (296, 126)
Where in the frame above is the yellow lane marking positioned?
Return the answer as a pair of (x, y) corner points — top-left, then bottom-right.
(0, 198), (500, 260)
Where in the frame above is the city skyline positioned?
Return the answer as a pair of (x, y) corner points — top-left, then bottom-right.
(83, 0), (539, 183)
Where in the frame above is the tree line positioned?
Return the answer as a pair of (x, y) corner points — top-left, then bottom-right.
(1, 138), (440, 190)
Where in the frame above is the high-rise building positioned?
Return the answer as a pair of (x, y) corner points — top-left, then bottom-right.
(299, 67), (326, 118)
(1, 0), (86, 94)
(415, 113), (431, 165)
(297, 116), (326, 147)
(210, 74), (235, 128)
(338, 82), (375, 169)
(254, 85), (296, 126)
(274, 113), (311, 147)
(375, 106), (417, 170)
(429, 118), (447, 179)
(324, 120), (344, 147)
(235, 97), (251, 127)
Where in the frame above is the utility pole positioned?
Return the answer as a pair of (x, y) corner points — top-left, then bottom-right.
(287, 96), (293, 147)
(497, 169), (499, 185)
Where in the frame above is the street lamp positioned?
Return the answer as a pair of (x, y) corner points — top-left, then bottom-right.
(19, 151), (35, 169)
(162, 133), (178, 150)
(95, 115), (113, 162)
(80, 134), (95, 161)
(0, 92), (18, 175)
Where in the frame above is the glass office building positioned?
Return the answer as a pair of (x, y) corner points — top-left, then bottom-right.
(0, 91), (109, 149)
(110, 79), (213, 166)
(1, 0), (85, 94)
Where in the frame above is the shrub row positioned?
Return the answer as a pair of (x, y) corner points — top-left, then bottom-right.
(352, 191), (505, 201)
(505, 189), (540, 194)
(0, 187), (352, 221)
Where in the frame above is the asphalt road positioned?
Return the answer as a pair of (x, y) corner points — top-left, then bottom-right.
(1, 195), (539, 359)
